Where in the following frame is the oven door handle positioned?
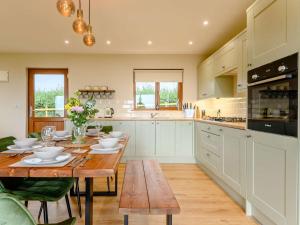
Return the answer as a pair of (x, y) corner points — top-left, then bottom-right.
(248, 74), (293, 86)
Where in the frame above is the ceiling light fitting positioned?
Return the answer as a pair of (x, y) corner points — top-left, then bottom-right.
(83, 0), (96, 46)
(73, 0), (87, 34)
(56, 0), (75, 17)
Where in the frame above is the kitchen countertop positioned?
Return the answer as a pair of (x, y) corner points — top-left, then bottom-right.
(92, 117), (246, 129)
(194, 119), (246, 130)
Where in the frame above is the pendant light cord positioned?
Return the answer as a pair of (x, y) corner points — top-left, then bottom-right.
(88, 0), (91, 24)
(79, 0), (81, 9)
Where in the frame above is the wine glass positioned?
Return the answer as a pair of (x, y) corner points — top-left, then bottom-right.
(41, 126), (56, 147)
(95, 123), (103, 139)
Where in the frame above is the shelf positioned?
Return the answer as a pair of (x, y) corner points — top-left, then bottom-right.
(78, 89), (115, 93)
(78, 89), (115, 99)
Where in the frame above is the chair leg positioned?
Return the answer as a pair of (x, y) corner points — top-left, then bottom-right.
(75, 178), (82, 217)
(107, 177), (110, 192)
(124, 215), (128, 225)
(24, 201), (28, 208)
(166, 215), (172, 225)
(43, 202), (49, 224)
(38, 202), (43, 220)
(65, 195), (72, 218)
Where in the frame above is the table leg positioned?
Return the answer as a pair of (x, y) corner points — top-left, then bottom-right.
(166, 215), (172, 225)
(85, 178), (94, 225)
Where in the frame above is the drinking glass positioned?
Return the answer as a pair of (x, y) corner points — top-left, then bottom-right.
(41, 126), (56, 147)
(95, 123), (103, 139)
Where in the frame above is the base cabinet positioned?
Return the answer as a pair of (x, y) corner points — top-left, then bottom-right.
(175, 121), (193, 157)
(220, 127), (247, 198)
(246, 131), (298, 225)
(135, 121), (156, 157)
(156, 121), (176, 157)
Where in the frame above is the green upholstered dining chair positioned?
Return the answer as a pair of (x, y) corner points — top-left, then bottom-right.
(0, 137), (74, 223)
(0, 193), (76, 225)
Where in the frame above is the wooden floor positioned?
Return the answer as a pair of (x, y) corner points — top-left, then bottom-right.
(28, 164), (258, 225)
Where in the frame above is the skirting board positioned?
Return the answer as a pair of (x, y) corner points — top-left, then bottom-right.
(121, 156), (196, 163)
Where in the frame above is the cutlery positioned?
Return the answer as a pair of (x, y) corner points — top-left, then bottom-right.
(9, 152), (26, 158)
(79, 157), (91, 167)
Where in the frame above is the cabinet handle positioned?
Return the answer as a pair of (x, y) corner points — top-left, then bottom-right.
(222, 66), (225, 69)
(207, 135), (210, 138)
(219, 128), (223, 132)
(246, 135), (252, 138)
(237, 84), (242, 87)
(206, 153), (210, 157)
(207, 127), (211, 130)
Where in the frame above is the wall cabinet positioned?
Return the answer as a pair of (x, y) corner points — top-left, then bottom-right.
(247, 0), (300, 69)
(156, 121), (176, 157)
(246, 131), (298, 225)
(198, 56), (215, 99)
(237, 31), (248, 91)
(135, 121), (156, 157)
(175, 121), (193, 157)
(214, 41), (238, 76)
(220, 127), (246, 197)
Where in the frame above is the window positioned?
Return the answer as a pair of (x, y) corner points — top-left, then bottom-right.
(134, 70), (183, 110)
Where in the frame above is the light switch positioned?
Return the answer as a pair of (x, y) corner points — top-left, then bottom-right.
(0, 71), (9, 82)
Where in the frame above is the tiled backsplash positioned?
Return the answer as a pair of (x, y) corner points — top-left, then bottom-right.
(196, 97), (247, 118)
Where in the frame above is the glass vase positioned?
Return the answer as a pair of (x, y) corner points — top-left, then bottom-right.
(72, 125), (86, 144)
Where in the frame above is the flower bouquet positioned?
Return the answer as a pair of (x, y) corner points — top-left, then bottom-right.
(65, 92), (98, 144)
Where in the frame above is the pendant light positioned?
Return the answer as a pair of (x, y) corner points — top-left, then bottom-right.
(56, 0), (75, 17)
(73, 0), (88, 34)
(83, 0), (96, 47)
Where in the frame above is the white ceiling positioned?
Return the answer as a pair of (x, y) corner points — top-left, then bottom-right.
(0, 0), (255, 55)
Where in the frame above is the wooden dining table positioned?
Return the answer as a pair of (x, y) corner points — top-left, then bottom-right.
(0, 137), (128, 225)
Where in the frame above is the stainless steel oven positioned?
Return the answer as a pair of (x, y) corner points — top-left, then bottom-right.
(248, 53), (298, 137)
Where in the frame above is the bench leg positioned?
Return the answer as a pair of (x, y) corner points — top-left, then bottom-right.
(124, 215), (128, 225)
(166, 215), (172, 225)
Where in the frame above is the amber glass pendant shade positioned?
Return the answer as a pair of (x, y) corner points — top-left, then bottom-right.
(56, 0), (75, 17)
(83, 25), (96, 46)
(73, 9), (88, 34)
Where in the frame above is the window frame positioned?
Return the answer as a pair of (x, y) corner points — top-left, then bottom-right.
(133, 72), (183, 111)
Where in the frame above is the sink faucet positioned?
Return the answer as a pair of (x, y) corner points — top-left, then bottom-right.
(150, 113), (159, 118)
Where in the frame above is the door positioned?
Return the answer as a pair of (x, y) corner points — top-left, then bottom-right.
(135, 121), (156, 157)
(220, 127), (247, 197)
(198, 56), (215, 99)
(28, 69), (68, 133)
(156, 121), (176, 156)
(175, 121), (193, 157)
(113, 121), (136, 157)
(246, 130), (298, 225)
(247, 0), (299, 69)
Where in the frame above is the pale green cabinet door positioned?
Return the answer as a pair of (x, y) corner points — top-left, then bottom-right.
(194, 122), (202, 162)
(156, 121), (176, 157)
(135, 121), (156, 157)
(175, 121), (193, 157)
(113, 121), (136, 157)
(220, 127), (246, 197)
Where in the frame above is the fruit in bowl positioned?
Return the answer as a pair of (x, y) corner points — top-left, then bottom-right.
(109, 131), (123, 138)
(99, 138), (119, 148)
(14, 138), (38, 148)
(54, 131), (69, 137)
(34, 147), (64, 160)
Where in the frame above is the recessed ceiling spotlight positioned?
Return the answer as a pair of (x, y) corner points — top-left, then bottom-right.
(106, 40), (111, 45)
(203, 20), (209, 26)
(147, 40), (153, 45)
(189, 41), (193, 45)
(64, 40), (70, 45)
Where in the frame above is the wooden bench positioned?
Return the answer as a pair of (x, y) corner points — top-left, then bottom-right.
(119, 160), (180, 225)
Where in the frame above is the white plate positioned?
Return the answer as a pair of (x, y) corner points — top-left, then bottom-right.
(90, 143), (123, 152)
(22, 153), (71, 165)
(7, 145), (43, 151)
(53, 135), (72, 141)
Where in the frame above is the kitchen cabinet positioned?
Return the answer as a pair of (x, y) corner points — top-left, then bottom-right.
(135, 121), (156, 157)
(198, 56), (215, 99)
(214, 41), (238, 76)
(237, 31), (248, 91)
(220, 127), (246, 197)
(175, 121), (193, 157)
(112, 121), (136, 157)
(156, 121), (176, 157)
(194, 122), (202, 162)
(247, 0), (300, 69)
(246, 130), (298, 225)
(198, 57), (234, 100)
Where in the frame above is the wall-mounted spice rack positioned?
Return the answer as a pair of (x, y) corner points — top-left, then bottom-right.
(78, 89), (116, 99)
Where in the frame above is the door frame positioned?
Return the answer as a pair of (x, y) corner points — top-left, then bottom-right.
(27, 68), (69, 134)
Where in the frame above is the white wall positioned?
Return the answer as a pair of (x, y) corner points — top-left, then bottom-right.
(0, 53), (201, 138)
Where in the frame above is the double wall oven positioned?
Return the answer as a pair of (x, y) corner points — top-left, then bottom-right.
(248, 53), (298, 137)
